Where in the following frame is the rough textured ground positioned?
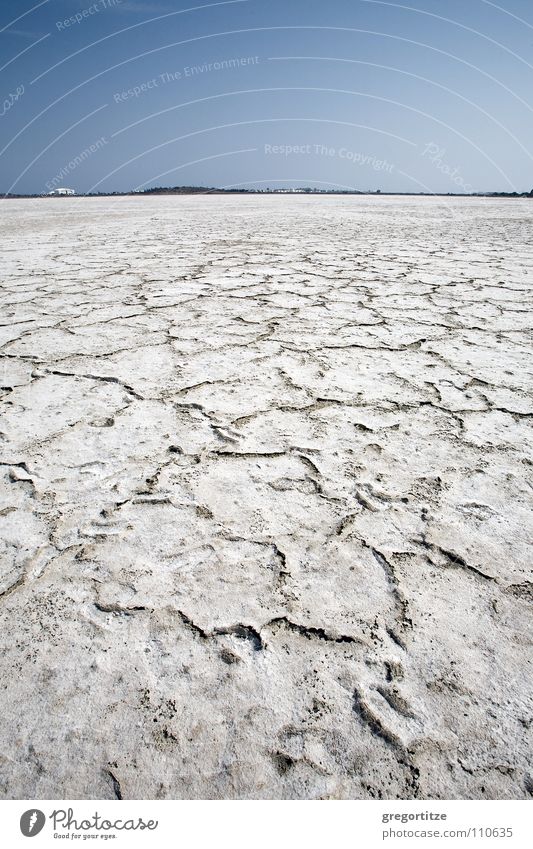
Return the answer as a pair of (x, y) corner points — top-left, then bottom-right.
(0, 195), (531, 800)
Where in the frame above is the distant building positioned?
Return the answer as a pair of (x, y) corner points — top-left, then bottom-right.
(48, 187), (75, 196)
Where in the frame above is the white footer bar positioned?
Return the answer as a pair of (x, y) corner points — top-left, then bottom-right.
(2, 799), (530, 848)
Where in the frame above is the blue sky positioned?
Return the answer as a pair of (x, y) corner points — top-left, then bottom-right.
(1, 0), (532, 193)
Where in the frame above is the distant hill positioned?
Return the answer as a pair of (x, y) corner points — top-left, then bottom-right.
(3, 187), (533, 198)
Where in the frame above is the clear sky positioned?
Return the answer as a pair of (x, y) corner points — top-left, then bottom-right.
(1, 0), (532, 194)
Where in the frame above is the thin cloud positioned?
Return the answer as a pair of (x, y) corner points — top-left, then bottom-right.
(61, 0), (172, 10)
(2, 28), (47, 38)
(116, 1), (175, 12)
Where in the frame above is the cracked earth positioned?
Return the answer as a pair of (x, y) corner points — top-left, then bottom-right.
(0, 195), (532, 799)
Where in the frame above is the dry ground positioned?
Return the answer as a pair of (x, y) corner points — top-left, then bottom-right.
(0, 195), (531, 799)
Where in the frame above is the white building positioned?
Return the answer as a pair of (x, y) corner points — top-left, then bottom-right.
(48, 187), (76, 196)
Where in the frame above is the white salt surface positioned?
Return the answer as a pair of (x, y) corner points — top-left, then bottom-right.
(0, 195), (531, 799)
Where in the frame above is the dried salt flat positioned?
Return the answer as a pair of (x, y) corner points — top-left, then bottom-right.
(0, 194), (531, 799)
